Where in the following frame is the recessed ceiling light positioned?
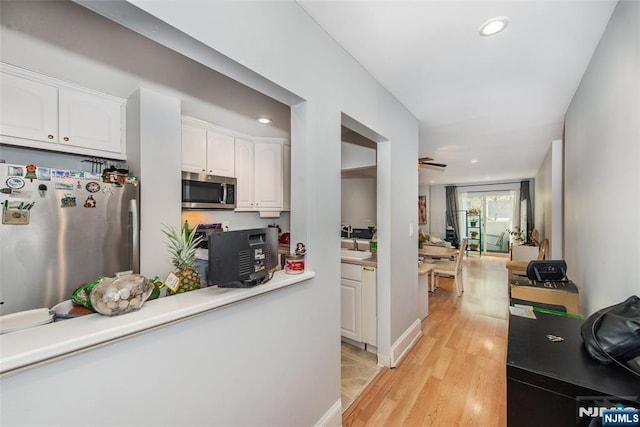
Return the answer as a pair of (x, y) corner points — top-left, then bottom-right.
(479, 16), (509, 37)
(470, 159), (479, 164)
(257, 117), (272, 124)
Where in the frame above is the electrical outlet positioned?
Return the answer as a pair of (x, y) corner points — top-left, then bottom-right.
(409, 223), (414, 236)
(222, 221), (230, 231)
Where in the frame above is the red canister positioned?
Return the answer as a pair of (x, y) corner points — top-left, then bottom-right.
(284, 254), (305, 274)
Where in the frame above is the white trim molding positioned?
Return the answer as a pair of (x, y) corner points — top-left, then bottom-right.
(390, 318), (423, 368)
(314, 399), (342, 427)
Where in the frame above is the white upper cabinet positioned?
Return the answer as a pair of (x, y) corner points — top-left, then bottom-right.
(181, 117), (236, 177)
(206, 129), (235, 177)
(235, 137), (255, 209)
(58, 87), (123, 154)
(0, 72), (58, 143)
(235, 137), (286, 213)
(0, 63), (126, 159)
(181, 116), (289, 214)
(181, 121), (207, 173)
(253, 140), (283, 210)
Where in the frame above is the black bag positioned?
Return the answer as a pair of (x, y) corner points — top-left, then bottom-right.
(581, 295), (640, 375)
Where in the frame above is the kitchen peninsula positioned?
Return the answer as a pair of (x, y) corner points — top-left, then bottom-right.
(0, 270), (313, 376)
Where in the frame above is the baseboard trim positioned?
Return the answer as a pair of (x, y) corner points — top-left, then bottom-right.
(377, 353), (391, 367)
(390, 318), (422, 368)
(314, 399), (342, 427)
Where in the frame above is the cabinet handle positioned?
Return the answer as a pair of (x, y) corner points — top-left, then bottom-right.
(363, 267), (375, 272)
(63, 137), (69, 142)
(47, 134), (54, 140)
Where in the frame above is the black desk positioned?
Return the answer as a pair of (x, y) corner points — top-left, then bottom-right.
(507, 312), (640, 426)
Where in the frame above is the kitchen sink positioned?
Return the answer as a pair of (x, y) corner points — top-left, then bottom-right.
(341, 249), (372, 260)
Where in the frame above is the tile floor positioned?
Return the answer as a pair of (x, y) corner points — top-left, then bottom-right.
(341, 342), (381, 411)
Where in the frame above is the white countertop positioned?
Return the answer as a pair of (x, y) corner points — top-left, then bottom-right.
(0, 270), (314, 376)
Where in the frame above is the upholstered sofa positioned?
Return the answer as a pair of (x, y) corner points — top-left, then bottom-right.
(485, 231), (509, 253)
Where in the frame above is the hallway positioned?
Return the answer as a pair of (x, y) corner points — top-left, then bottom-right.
(343, 255), (509, 426)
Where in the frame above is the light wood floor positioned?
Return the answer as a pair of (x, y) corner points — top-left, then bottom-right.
(343, 255), (509, 426)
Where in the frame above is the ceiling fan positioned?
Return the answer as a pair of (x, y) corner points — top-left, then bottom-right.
(418, 157), (447, 168)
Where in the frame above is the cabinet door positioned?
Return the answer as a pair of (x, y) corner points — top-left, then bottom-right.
(234, 138), (254, 208)
(341, 278), (362, 342)
(361, 266), (377, 346)
(206, 130), (235, 177)
(0, 72), (58, 143)
(181, 123), (207, 173)
(283, 143), (291, 211)
(58, 87), (123, 154)
(254, 142), (283, 209)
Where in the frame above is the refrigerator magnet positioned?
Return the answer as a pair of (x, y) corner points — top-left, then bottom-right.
(6, 177), (25, 190)
(85, 182), (100, 193)
(83, 195), (96, 208)
(61, 194), (77, 208)
(38, 184), (48, 198)
(55, 182), (74, 190)
(25, 164), (37, 182)
(7, 166), (23, 176)
(37, 168), (51, 181)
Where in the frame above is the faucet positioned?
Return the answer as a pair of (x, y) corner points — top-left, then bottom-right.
(352, 238), (359, 251)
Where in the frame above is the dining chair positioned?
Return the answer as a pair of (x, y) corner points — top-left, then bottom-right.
(431, 238), (467, 296)
(505, 238), (549, 293)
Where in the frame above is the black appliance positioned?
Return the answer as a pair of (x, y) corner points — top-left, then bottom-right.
(194, 223), (222, 249)
(181, 171), (236, 209)
(207, 227), (279, 288)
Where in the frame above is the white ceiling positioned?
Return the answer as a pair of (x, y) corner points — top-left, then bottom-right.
(298, 0), (617, 185)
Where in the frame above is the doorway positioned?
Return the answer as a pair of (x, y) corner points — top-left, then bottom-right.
(340, 121), (381, 411)
(459, 191), (516, 254)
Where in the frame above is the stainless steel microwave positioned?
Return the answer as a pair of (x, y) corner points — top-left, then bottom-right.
(181, 172), (236, 209)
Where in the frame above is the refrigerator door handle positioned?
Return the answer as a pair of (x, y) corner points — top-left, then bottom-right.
(129, 199), (140, 272)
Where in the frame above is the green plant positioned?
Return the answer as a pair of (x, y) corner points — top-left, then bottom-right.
(507, 227), (524, 240)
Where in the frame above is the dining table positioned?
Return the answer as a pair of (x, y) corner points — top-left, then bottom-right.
(418, 245), (459, 259)
(418, 245), (460, 292)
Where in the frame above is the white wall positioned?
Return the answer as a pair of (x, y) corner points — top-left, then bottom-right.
(429, 185), (447, 239)
(564, 0), (639, 315)
(342, 141), (376, 170)
(342, 177), (376, 228)
(0, 1), (421, 426)
(535, 146), (553, 248)
(100, 0), (420, 414)
(127, 88), (182, 278)
(535, 139), (564, 259)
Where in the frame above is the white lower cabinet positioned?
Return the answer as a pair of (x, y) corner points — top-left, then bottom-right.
(361, 266), (377, 346)
(341, 263), (376, 346)
(340, 277), (362, 342)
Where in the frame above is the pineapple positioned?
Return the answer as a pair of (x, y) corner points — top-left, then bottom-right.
(162, 221), (204, 294)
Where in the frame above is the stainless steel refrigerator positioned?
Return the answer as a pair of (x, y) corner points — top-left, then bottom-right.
(0, 164), (139, 315)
